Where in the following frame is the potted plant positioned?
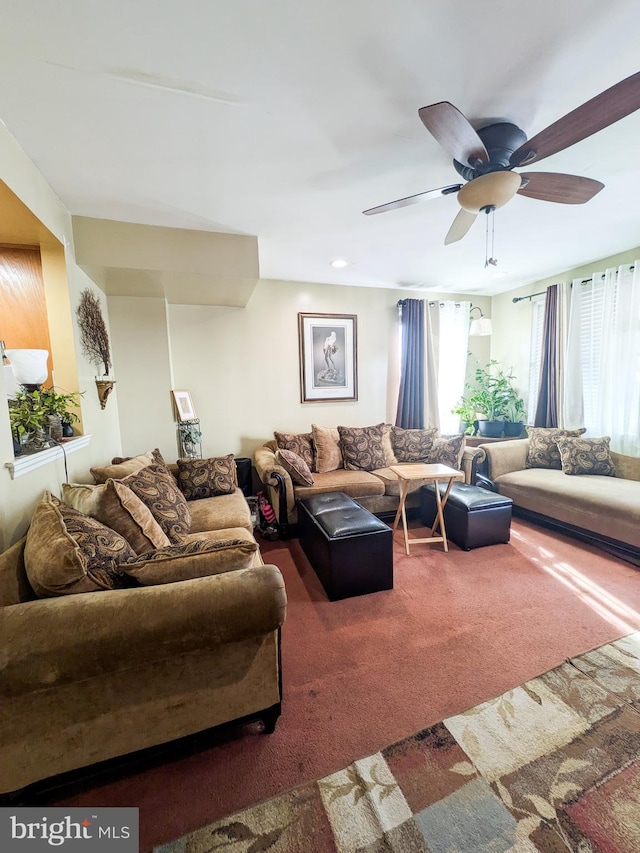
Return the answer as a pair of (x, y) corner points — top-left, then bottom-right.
(451, 397), (477, 435)
(467, 360), (518, 438)
(8, 388), (83, 453)
(178, 421), (202, 459)
(503, 397), (527, 437)
(41, 388), (83, 438)
(8, 390), (50, 453)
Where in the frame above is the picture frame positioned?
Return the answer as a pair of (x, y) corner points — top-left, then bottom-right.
(172, 389), (197, 422)
(298, 313), (358, 402)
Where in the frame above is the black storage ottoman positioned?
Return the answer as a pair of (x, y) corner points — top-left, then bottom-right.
(298, 492), (393, 600)
(420, 483), (513, 550)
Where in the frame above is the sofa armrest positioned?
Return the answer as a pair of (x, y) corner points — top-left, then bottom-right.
(0, 564), (286, 698)
(253, 443), (295, 525)
(481, 439), (529, 480)
(461, 446), (486, 484)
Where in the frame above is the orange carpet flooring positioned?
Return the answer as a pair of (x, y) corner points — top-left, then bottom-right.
(52, 517), (640, 851)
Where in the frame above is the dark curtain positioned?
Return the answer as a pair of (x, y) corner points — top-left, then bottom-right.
(395, 299), (424, 428)
(534, 284), (558, 427)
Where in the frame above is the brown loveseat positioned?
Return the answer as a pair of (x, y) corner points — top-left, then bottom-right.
(479, 436), (640, 566)
(254, 424), (486, 537)
(0, 451), (287, 798)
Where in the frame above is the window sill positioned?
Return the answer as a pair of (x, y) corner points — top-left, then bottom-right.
(4, 434), (92, 480)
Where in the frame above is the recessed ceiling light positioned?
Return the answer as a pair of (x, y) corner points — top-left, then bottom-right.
(330, 259), (349, 268)
(491, 271), (508, 278)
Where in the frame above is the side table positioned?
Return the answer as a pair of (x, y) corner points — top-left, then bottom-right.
(390, 463), (465, 555)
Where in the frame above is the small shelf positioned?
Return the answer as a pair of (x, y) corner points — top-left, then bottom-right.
(4, 434), (92, 479)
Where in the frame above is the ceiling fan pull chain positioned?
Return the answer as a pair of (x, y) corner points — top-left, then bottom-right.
(484, 207), (498, 267)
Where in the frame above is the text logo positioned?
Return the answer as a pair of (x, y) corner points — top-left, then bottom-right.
(1, 808), (138, 851)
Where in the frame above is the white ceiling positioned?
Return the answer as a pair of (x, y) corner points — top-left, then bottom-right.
(1, 0), (640, 296)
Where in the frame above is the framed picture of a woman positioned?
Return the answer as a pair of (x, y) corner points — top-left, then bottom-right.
(298, 313), (357, 402)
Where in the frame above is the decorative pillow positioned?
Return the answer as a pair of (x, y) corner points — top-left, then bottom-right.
(120, 463), (191, 543)
(526, 427), (587, 470)
(391, 426), (438, 463)
(90, 448), (167, 484)
(276, 448), (314, 486)
(24, 492), (135, 598)
(338, 424), (389, 471)
(121, 537), (258, 585)
(274, 431), (314, 469)
(311, 424), (343, 473)
(555, 436), (616, 476)
(425, 434), (465, 469)
(61, 481), (171, 554)
(176, 455), (236, 500)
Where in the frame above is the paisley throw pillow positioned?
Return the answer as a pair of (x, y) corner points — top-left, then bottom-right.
(24, 492), (135, 597)
(120, 463), (191, 543)
(176, 455), (237, 500)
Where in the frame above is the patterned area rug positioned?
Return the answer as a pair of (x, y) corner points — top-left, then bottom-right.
(155, 631), (640, 853)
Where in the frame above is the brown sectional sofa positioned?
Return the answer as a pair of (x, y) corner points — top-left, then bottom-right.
(480, 438), (640, 565)
(0, 452), (287, 799)
(254, 426), (486, 537)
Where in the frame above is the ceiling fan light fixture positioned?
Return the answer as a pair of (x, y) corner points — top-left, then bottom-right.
(457, 171), (522, 213)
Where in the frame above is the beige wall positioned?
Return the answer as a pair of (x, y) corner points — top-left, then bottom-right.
(107, 295), (176, 459)
(491, 244), (640, 413)
(0, 125), (123, 550)
(106, 284), (491, 461)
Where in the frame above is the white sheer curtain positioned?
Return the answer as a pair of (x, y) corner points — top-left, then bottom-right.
(424, 300), (470, 433)
(564, 263), (640, 454)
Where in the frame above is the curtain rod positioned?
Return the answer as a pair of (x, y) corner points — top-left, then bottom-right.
(397, 299), (463, 307)
(512, 264), (635, 303)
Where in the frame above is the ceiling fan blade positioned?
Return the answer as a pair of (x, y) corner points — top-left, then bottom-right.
(362, 184), (461, 215)
(444, 208), (477, 245)
(517, 172), (604, 204)
(418, 102), (489, 168)
(510, 71), (640, 166)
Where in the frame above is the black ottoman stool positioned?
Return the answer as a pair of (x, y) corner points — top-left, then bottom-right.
(298, 492), (393, 600)
(420, 483), (512, 550)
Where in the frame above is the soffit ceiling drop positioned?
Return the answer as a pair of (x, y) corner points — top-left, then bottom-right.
(1, 1), (640, 297)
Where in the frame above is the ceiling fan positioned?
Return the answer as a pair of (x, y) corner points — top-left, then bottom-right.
(363, 71), (640, 245)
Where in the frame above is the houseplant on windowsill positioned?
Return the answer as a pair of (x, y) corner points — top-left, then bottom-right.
(503, 397), (527, 438)
(451, 397), (478, 435)
(467, 360), (518, 438)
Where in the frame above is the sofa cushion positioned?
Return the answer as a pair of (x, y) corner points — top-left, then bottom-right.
(119, 463), (191, 543)
(24, 492), (135, 598)
(526, 427), (586, 469)
(391, 426), (438, 463)
(426, 434), (465, 469)
(121, 537), (258, 585)
(555, 435), (616, 476)
(293, 469), (385, 501)
(90, 448), (166, 484)
(61, 481), (171, 554)
(494, 468), (640, 548)
(338, 423), (391, 471)
(311, 424), (343, 472)
(176, 454), (236, 500)
(186, 489), (253, 534)
(274, 431), (314, 469)
(276, 448), (314, 486)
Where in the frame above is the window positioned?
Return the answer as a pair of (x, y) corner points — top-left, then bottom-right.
(566, 265), (640, 455)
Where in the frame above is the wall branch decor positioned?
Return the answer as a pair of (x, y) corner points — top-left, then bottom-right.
(76, 288), (115, 409)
